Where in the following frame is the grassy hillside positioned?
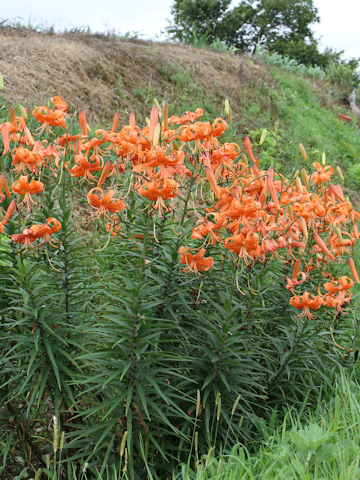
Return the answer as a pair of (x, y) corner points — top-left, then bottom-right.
(0, 26), (270, 125)
(1, 26), (359, 187)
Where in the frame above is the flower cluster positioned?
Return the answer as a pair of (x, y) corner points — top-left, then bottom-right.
(0, 97), (359, 320)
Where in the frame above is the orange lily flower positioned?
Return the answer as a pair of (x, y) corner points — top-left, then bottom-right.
(169, 108), (203, 125)
(138, 178), (178, 215)
(87, 188), (125, 219)
(132, 146), (184, 174)
(323, 290), (352, 311)
(50, 96), (69, 112)
(289, 292), (324, 319)
(6, 108), (27, 139)
(285, 272), (307, 290)
(12, 176), (44, 210)
(324, 276), (353, 294)
(191, 218), (223, 246)
(66, 153), (103, 183)
(179, 246), (214, 274)
(11, 146), (44, 175)
(224, 230), (260, 262)
(33, 106), (67, 133)
(12, 217), (61, 249)
(55, 132), (82, 148)
(312, 162), (333, 184)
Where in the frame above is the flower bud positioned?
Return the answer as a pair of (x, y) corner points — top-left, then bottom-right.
(301, 168), (309, 188)
(299, 143), (308, 161)
(296, 176), (304, 194)
(336, 166), (344, 181)
(259, 129), (267, 145)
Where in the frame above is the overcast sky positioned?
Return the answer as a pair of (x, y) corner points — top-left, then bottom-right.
(2, 0), (359, 60)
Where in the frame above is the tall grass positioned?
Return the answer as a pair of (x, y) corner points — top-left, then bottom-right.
(179, 368), (360, 479)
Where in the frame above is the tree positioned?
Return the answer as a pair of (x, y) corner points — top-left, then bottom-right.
(167, 0), (232, 43)
(167, 0), (323, 65)
(249, 0), (319, 52)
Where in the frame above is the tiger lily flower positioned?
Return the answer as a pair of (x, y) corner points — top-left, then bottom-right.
(33, 105), (67, 133)
(11, 146), (44, 175)
(7, 108), (27, 138)
(324, 276), (353, 294)
(312, 162), (333, 184)
(323, 290), (352, 311)
(66, 153), (103, 183)
(191, 218), (223, 246)
(179, 246), (214, 275)
(289, 292), (324, 319)
(12, 176), (44, 210)
(285, 272), (307, 290)
(224, 230), (260, 262)
(87, 188), (125, 220)
(169, 108), (203, 125)
(12, 217), (61, 249)
(138, 178), (178, 216)
(50, 96), (69, 112)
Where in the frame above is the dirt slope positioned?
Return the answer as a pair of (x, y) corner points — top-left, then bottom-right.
(0, 26), (272, 125)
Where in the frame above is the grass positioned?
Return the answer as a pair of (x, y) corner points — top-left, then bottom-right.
(178, 368), (360, 479)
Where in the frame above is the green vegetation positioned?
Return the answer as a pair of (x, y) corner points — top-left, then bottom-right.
(1, 27), (360, 479)
(179, 369), (360, 479)
(246, 66), (360, 178)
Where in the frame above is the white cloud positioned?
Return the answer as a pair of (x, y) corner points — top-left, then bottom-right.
(313, 0), (360, 59)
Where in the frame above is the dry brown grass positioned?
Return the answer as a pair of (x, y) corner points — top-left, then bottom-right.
(0, 27), (272, 125)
